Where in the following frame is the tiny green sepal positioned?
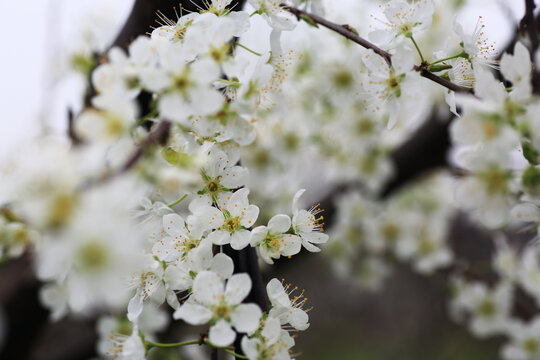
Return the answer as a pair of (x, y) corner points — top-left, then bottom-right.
(428, 64), (453, 72)
(342, 24), (359, 36)
(300, 15), (319, 28)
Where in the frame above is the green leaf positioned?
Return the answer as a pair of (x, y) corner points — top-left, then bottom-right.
(300, 15), (319, 28)
(428, 64), (453, 72)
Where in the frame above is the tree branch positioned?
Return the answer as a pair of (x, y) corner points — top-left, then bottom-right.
(281, 4), (473, 95)
(281, 4), (392, 64)
(521, 0), (540, 93)
(521, 0), (539, 54)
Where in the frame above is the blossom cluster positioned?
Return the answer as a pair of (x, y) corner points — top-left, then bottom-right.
(4, 0), (540, 358)
(0, 0), (334, 359)
(234, 0), (540, 358)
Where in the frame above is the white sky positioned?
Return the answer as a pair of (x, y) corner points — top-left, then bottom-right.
(0, 0), (133, 160)
(0, 0), (526, 160)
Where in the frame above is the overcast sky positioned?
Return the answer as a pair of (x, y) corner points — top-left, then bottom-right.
(0, 0), (526, 160)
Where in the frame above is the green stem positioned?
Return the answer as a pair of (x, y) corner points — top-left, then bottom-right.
(408, 35), (425, 63)
(145, 339), (200, 349)
(234, 42), (262, 56)
(145, 338), (249, 359)
(223, 348), (249, 359)
(167, 194), (188, 207)
(205, 340), (248, 359)
(133, 109), (158, 129)
(430, 52), (465, 66)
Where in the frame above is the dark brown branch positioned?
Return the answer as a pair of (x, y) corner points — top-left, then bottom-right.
(318, 11), (540, 228)
(282, 4), (473, 95)
(67, 108), (84, 146)
(281, 4), (392, 64)
(521, 0), (539, 54)
(92, 120), (171, 187)
(521, 0), (540, 93)
(112, 0), (248, 50)
(415, 67), (474, 94)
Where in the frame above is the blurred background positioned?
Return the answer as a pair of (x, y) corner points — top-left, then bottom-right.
(0, 0), (530, 359)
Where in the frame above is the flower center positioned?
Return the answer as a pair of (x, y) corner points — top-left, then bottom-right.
(222, 217), (241, 233)
(381, 223), (399, 243)
(77, 240), (110, 272)
(418, 237), (435, 255)
(356, 118), (375, 135)
(477, 299), (496, 318)
(524, 338), (540, 354)
(173, 68), (192, 94)
(283, 133), (300, 151)
(207, 181), (220, 194)
(213, 302), (232, 321)
(399, 24), (412, 37)
(263, 233), (285, 252)
(332, 69), (354, 90)
(47, 192), (78, 229)
(104, 113), (125, 136)
(12, 226), (30, 245)
(478, 167), (511, 194)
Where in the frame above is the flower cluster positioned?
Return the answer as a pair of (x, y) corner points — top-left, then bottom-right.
(5, 0), (540, 358)
(0, 1), (337, 359)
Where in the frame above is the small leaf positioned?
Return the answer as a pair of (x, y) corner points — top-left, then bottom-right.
(300, 15), (319, 28)
(428, 64), (453, 72)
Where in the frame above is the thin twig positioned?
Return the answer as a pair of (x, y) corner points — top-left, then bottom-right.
(414, 67), (472, 94)
(84, 120), (171, 188)
(67, 108), (84, 146)
(281, 4), (473, 94)
(281, 4), (392, 64)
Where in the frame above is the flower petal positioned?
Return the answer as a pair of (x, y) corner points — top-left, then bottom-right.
(127, 291), (144, 321)
(268, 214), (291, 233)
(232, 304), (262, 333)
(240, 205), (259, 228)
(210, 253), (234, 279)
(250, 226), (268, 246)
(511, 203), (540, 222)
(209, 320), (236, 347)
(288, 308), (309, 331)
(281, 234), (302, 256)
(300, 231), (329, 244)
(227, 188), (250, 216)
(225, 273), (252, 305)
(221, 166), (248, 189)
(193, 270), (224, 306)
(261, 316), (281, 345)
(173, 302), (212, 324)
(292, 189), (306, 214)
(241, 336), (259, 360)
(207, 230), (231, 246)
(231, 229), (251, 250)
(163, 214), (187, 237)
(266, 278), (291, 307)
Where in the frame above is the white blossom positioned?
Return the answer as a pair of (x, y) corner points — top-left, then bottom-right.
(292, 189), (328, 252)
(174, 271), (262, 347)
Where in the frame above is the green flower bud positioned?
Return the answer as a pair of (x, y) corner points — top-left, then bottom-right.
(522, 141), (540, 165)
(522, 166), (540, 193)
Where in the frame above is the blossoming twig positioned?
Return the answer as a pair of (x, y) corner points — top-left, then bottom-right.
(87, 120), (171, 188)
(281, 3), (473, 94)
(145, 337), (249, 359)
(281, 4), (392, 63)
